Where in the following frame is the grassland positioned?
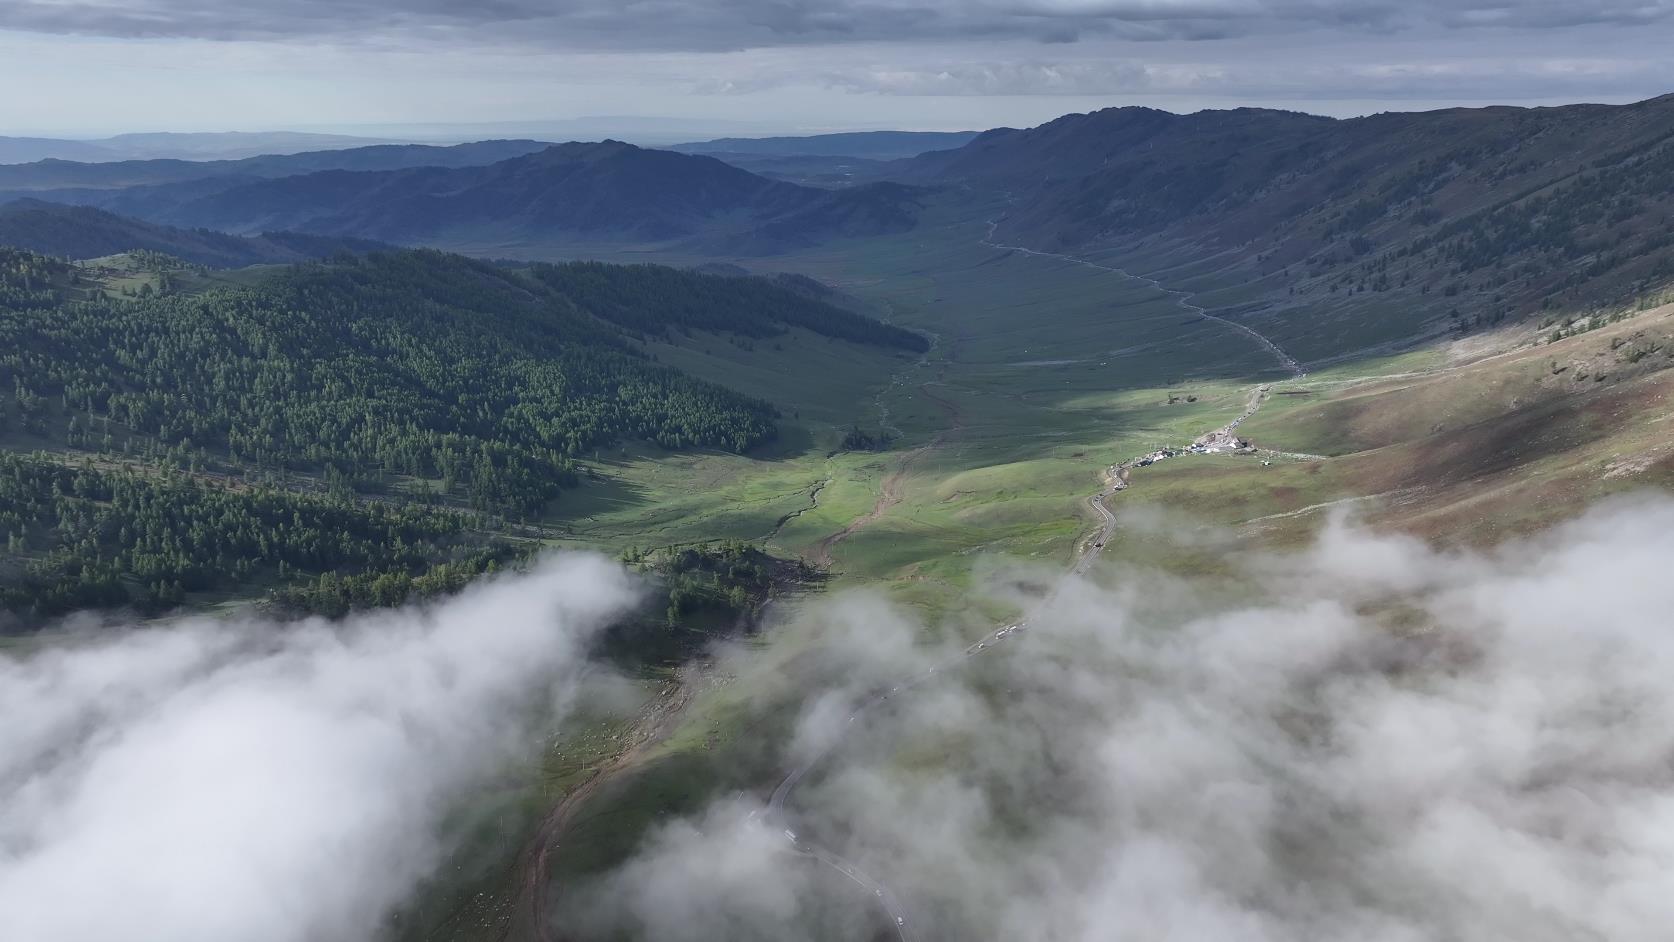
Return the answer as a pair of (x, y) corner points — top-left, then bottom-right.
(542, 201), (1286, 618)
(1096, 301), (1674, 572)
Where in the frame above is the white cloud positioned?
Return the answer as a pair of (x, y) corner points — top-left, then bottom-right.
(574, 494), (1674, 940)
(0, 554), (638, 942)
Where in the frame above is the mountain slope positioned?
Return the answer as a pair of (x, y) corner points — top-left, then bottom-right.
(0, 199), (388, 266)
(915, 95), (1674, 360)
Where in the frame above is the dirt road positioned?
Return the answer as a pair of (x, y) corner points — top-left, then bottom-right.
(811, 384), (962, 568)
(499, 672), (697, 942)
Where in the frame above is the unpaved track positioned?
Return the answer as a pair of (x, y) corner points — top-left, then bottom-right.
(812, 385), (963, 568)
(982, 219), (1305, 378)
(502, 674), (696, 942)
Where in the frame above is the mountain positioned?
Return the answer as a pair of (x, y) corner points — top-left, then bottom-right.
(674, 130), (979, 160)
(906, 94), (1674, 353)
(0, 199), (390, 267)
(0, 131), (396, 164)
(0, 140), (556, 192)
(0, 137), (120, 164)
(92, 131), (395, 160)
(85, 141), (931, 251)
(0, 244), (923, 618)
(673, 153), (889, 188)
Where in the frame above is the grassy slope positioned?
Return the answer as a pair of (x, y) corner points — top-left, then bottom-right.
(1101, 302), (1674, 574)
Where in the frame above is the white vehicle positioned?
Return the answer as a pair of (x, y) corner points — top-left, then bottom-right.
(897, 916), (906, 926)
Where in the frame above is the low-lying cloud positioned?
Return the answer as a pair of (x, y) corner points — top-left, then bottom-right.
(571, 494), (1674, 940)
(0, 554), (638, 942)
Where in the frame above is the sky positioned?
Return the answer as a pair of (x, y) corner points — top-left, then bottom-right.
(3, 0), (1674, 138)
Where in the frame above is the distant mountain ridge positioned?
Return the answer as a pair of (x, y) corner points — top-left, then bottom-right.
(674, 130), (979, 160)
(0, 130), (396, 164)
(0, 140), (556, 192)
(0, 199), (390, 267)
(55, 141), (932, 252)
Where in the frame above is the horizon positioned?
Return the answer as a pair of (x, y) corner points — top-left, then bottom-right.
(5, 2), (1674, 138)
(10, 90), (1673, 149)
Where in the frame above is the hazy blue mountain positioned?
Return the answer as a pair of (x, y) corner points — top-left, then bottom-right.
(674, 130), (979, 160)
(90, 141), (931, 251)
(0, 140), (556, 192)
(0, 137), (121, 164)
(0, 131), (397, 164)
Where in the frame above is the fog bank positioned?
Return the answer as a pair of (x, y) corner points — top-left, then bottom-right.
(576, 495), (1674, 941)
(0, 554), (637, 942)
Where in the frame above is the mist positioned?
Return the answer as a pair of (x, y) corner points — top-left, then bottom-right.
(0, 554), (638, 942)
(571, 494), (1674, 941)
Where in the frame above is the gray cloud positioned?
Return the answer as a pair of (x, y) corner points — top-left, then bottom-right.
(0, 555), (637, 942)
(571, 494), (1674, 940)
(744, 50), (1673, 99)
(5, 0), (1673, 50)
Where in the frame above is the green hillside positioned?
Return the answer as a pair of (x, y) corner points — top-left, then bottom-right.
(0, 246), (917, 622)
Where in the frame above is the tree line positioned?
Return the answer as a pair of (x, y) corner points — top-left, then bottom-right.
(0, 248), (789, 516)
(0, 451), (490, 623)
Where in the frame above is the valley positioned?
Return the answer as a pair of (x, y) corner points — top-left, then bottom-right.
(4, 95), (1674, 942)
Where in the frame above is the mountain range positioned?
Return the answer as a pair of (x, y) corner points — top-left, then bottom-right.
(7, 96), (1674, 316)
(0, 140), (556, 192)
(0, 131), (398, 164)
(673, 130), (979, 160)
(5, 141), (931, 252)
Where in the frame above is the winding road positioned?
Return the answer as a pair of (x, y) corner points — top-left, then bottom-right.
(982, 220), (1305, 376)
(765, 222), (1306, 941)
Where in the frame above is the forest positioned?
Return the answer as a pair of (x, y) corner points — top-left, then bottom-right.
(0, 248), (798, 517)
(0, 245), (902, 622)
(0, 451), (489, 622)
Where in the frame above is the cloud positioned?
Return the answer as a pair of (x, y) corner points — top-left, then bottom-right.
(569, 494), (1674, 940)
(6, 0), (1674, 51)
(0, 554), (639, 942)
(794, 52), (1669, 98)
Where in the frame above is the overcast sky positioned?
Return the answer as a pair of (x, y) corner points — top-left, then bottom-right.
(3, 0), (1674, 137)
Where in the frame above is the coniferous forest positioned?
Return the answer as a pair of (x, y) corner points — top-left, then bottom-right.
(0, 245), (917, 624)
